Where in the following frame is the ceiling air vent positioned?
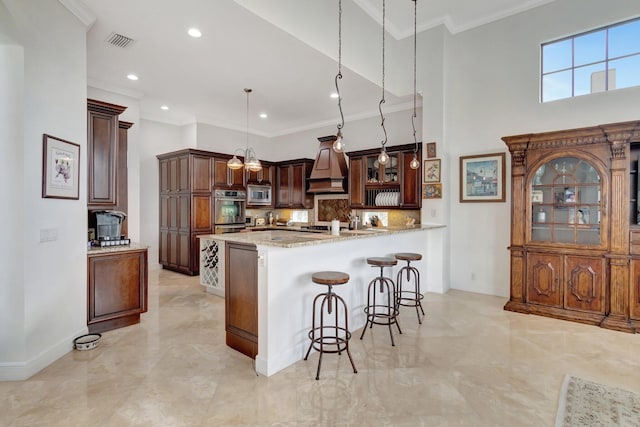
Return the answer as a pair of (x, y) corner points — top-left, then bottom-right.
(105, 32), (135, 48)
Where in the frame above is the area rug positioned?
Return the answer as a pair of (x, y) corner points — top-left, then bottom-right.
(555, 375), (640, 426)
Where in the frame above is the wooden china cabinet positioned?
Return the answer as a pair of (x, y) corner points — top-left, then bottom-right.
(503, 120), (640, 333)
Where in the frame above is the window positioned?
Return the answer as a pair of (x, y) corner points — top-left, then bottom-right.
(541, 17), (640, 102)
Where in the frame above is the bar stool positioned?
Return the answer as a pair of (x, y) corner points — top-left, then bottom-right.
(395, 252), (425, 324)
(360, 257), (402, 346)
(304, 271), (357, 380)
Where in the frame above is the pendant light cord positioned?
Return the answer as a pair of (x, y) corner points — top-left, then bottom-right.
(379, 0), (388, 148)
(412, 0), (418, 153)
(335, 0), (344, 131)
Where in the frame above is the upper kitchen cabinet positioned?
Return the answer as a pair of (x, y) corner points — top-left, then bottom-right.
(246, 161), (273, 185)
(157, 149), (214, 275)
(87, 99), (127, 208)
(276, 159), (314, 209)
(346, 144), (422, 209)
(214, 155), (245, 189)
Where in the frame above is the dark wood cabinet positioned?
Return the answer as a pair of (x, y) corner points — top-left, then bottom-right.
(214, 156), (244, 189)
(276, 159), (314, 209)
(87, 247), (148, 333)
(346, 144), (422, 209)
(225, 242), (258, 359)
(115, 121), (133, 235)
(504, 120), (640, 333)
(246, 162), (273, 185)
(87, 99), (127, 208)
(157, 149), (213, 275)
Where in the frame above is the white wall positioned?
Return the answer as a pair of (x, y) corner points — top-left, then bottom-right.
(0, 0), (87, 380)
(139, 119), (186, 268)
(268, 108), (422, 161)
(0, 3), (25, 365)
(443, 0), (640, 297)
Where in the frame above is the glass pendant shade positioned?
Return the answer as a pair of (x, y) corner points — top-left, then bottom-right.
(410, 154), (420, 169)
(333, 129), (345, 153)
(378, 148), (389, 165)
(227, 155), (243, 170)
(246, 156), (262, 172)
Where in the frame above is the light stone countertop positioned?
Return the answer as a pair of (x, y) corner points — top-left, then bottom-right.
(87, 242), (149, 255)
(199, 224), (444, 248)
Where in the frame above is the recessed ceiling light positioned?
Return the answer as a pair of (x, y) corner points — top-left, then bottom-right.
(259, 113), (268, 119)
(161, 105), (169, 111)
(330, 93), (339, 99)
(188, 28), (202, 38)
(127, 74), (138, 81)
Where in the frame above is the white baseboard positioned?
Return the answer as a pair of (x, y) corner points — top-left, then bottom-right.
(0, 327), (88, 381)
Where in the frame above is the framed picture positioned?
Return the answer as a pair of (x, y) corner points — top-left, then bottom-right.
(423, 183), (442, 199)
(424, 159), (441, 183)
(459, 152), (505, 203)
(426, 142), (436, 158)
(42, 134), (80, 200)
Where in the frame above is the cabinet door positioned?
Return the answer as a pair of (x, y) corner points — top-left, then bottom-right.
(630, 259), (640, 320)
(116, 122), (131, 235)
(564, 256), (605, 313)
(349, 156), (365, 208)
(290, 164), (306, 207)
(192, 195), (212, 232)
(401, 151), (421, 208)
(526, 252), (563, 307)
(87, 110), (118, 206)
(247, 164), (272, 185)
(214, 158), (244, 188)
(191, 155), (212, 192)
(276, 165), (291, 207)
(529, 156), (604, 247)
(88, 249), (148, 333)
(225, 242), (258, 358)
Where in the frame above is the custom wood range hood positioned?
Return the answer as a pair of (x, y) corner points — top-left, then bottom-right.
(307, 135), (348, 193)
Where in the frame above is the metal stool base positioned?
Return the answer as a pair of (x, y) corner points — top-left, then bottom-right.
(360, 272), (402, 346)
(396, 262), (425, 324)
(304, 288), (357, 380)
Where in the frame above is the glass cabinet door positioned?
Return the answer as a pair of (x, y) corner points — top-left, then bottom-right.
(530, 157), (601, 245)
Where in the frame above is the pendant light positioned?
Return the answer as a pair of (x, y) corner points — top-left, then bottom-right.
(332, 0), (346, 153)
(377, 0), (389, 165)
(409, 0), (421, 170)
(227, 88), (262, 172)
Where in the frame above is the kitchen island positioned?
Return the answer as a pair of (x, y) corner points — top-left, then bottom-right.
(200, 224), (445, 376)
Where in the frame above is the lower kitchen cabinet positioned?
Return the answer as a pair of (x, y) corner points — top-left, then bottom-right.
(87, 246), (148, 333)
(225, 242), (258, 359)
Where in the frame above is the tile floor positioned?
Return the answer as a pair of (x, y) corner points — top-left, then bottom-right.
(2, 269), (640, 426)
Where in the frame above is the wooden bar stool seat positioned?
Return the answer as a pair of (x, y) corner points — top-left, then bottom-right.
(395, 252), (425, 324)
(360, 257), (402, 345)
(304, 271), (357, 380)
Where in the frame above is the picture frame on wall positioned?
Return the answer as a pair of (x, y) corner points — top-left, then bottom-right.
(459, 152), (505, 203)
(42, 134), (80, 200)
(424, 159), (441, 183)
(423, 183), (442, 199)
(426, 142), (436, 158)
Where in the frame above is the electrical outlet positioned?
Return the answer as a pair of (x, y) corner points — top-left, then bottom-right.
(471, 273), (476, 280)
(40, 228), (58, 242)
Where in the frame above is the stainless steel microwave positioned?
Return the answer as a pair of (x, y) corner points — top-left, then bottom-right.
(247, 184), (272, 205)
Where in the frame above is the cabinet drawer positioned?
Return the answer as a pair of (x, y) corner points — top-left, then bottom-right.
(630, 231), (640, 255)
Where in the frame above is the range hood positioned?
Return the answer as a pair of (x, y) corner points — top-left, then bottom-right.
(307, 135), (348, 193)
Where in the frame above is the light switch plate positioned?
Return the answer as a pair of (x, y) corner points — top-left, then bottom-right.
(40, 228), (58, 242)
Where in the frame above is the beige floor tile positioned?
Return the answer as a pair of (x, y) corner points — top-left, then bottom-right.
(2, 268), (640, 426)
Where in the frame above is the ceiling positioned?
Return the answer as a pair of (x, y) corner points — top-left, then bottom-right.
(75, 0), (556, 137)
